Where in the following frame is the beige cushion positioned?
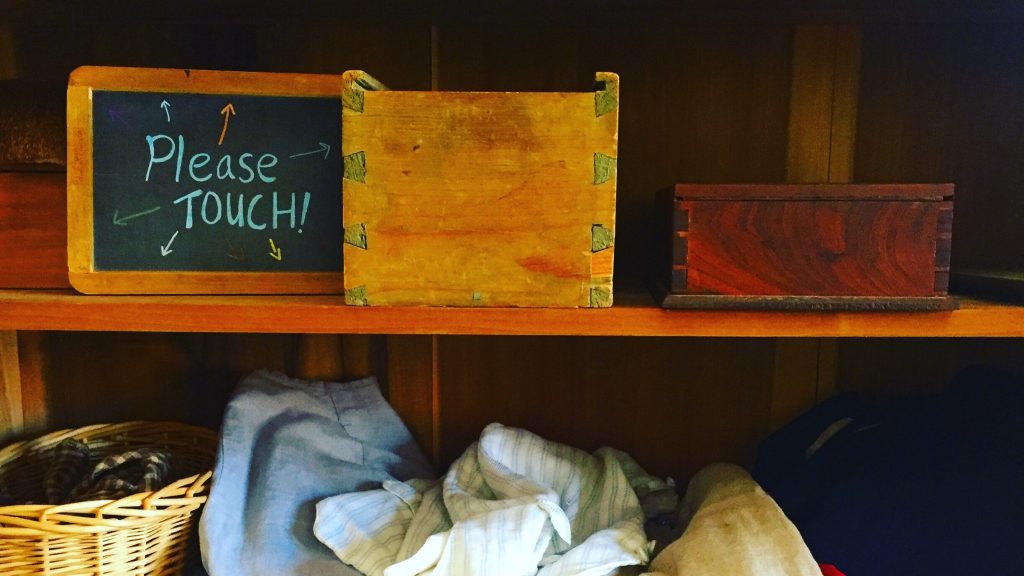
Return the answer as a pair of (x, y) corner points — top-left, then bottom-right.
(644, 463), (820, 576)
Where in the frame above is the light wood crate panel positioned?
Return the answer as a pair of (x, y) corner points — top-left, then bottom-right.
(342, 71), (619, 307)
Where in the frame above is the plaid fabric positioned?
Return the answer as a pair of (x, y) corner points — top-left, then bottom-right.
(67, 448), (172, 502)
(0, 477), (16, 506)
(45, 438), (93, 504)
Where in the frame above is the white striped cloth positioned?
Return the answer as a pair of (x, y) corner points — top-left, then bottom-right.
(315, 423), (656, 576)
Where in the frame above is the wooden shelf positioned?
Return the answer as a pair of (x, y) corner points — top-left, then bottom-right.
(1, 289), (1022, 337)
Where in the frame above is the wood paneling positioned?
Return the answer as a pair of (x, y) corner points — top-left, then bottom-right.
(9, 19), (431, 89)
(15, 331), (47, 437)
(0, 24), (14, 80)
(0, 331), (23, 442)
(340, 334), (382, 381)
(437, 23), (792, 286)
(829, 27), (862, 183)
(295, 334), (346, 381)
(837, 338), (1024, 401)
(769, 338), (820, 431)
(0, 173), (69, 288)
(787, 25), (862, 183)
(855, 23), (1024, 272)
(386, 335), (439, 465)
(436, 336), (776, 481)
(43, 332), (193, 428)
(0, 331), (48, 442)
(839, 23), (1024, 398)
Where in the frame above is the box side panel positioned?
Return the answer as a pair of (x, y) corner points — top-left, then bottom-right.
(343, 90), (617, 307)
(671, 198), (689, 292)
(0, 173), (69, 288)
(683, 200), (942, 297)
(934, 201), (954, 294)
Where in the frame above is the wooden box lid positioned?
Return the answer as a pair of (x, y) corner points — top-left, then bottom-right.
(673, 183), (954, 201)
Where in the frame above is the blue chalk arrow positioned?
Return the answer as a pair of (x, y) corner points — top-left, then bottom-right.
(113, 206), (161, 226)
(289, 142), (331, 160)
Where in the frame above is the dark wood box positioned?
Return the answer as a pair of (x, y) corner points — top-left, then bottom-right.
(654, 184), (956, 310)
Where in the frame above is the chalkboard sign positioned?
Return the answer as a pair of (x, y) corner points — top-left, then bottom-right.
(68, 66), (345, 294)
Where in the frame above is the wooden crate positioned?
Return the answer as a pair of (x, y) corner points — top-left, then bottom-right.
(654, 184), (956, 310)
(341, 71), (619, 307)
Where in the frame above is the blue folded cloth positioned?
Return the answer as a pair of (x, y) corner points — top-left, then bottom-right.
(199, 370), (433, 576)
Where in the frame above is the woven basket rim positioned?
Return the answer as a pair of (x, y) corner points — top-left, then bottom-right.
(0, 420), (217, 467)
(0, 421), (217, 536)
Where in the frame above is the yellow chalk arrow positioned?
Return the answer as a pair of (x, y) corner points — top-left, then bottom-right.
(268, 238), (282, 261)
(218, 102), (235, 145)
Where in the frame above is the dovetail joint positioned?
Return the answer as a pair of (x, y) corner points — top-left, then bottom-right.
(344, 151), (366, 183)
(594, 153), (616, 185)
(592, 224), (614, 252)
(344, 223), (368, 249)
(346, 285), (369, 306)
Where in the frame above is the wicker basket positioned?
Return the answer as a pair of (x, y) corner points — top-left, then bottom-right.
(0, 421), (218, 576)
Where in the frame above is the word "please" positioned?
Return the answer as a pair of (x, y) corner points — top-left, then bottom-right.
(145, 134), (278, 184)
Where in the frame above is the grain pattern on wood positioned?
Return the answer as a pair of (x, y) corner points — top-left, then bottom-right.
(787, 25), (862, 184)
(340, 335), (378, 380)
(343, 72), (618, 307)
(855, 23), (1024, 273)
(815, 336), (839, 401)
(0, 172), (70, 288)
(0, 24), (14, 80)
(386, 335), (438, 465)
(0, 331), (24, 442)
(837, 338), (1024, 402)
(15, 331), (47, 437)
(43, 332), (192, 428)
(787, 25), (838, 184)
(828, 26), (862, 183)
(770, 338), (820, 431)
(436, 336), (776, 482)
(295, 334), (346, 381)
(0, 289), (1021, 337)
(677, 199), (948, 297)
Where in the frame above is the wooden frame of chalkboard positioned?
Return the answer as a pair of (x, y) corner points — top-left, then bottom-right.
(68, 66), (346, 294)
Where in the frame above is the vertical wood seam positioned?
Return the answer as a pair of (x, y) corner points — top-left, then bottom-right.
(431, 25), (439, 91)
(827, 28), (839, 182)
(0, 331), (25, 439)
(0, 23), (15, 79)
(430, 335), (441, 465)
(775, 24), (861, 424)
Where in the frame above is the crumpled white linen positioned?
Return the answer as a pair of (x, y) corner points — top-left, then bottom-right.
(314, 423), (659, 576)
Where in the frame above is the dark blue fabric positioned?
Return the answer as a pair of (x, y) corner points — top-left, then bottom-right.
(754, 366), (1024, 576)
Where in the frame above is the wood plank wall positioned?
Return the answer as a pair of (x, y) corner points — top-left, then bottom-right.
(838, 21), (1024, 396)
(2, 11), (1024, 482)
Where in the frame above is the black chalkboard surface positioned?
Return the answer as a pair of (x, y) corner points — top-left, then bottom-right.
(92, 91), (341, 271)
(68, 67), (348, 293)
